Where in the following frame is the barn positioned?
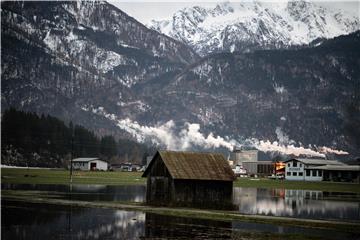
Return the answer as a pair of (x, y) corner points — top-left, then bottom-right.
(71, 158), (108, 171)
(142, 150), (236, 209)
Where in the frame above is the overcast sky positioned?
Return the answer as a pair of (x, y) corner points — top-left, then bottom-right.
(110, 1), (359, 24)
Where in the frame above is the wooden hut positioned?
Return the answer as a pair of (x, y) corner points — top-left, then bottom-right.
(142, 150), (236, 209)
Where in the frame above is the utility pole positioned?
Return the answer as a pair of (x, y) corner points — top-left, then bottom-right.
(68, 123), (74, 240)
(70, 128), (74, 183)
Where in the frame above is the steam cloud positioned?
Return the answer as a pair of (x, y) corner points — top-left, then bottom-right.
(318, 146), (349, 155)
(86, 106), (349, 157)
(116, 118), (348, 158)
(250, 139), (325, 158)
(116, 118), (235, 151)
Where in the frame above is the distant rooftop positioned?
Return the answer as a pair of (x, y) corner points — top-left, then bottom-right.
(72, 158), (99, 162)
(285, 158), (344, 166)
(310, 165), (360, 171)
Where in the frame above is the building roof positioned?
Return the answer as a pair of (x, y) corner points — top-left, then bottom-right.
(242, 161), (273, 164)
(284, 158), (344, 166)
(72, 158), (100, 162)
(310, 165), (360, 171)
(143, 150), (236, 181)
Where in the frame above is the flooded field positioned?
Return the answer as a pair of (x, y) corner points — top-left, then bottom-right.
(2, 183), (360, 221)
(2, 183), (146, 202)
(3, 200), (360, 240)
(233, 188), (360, 221)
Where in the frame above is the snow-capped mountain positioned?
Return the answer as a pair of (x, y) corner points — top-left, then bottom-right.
(1, 1), (360, 156)
(149, 1), (360, 56)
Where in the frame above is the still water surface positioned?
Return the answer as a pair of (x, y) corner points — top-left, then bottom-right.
(233, 187), (360, 221)
(3, 183), (360, 221)
(3, 200), (360, 240)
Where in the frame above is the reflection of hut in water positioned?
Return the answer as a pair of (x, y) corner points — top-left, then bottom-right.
(142, 150), (236, 209)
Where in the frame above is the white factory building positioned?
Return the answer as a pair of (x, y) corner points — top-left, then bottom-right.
(284, 158), (360, 182)
(71, 158), (108, 171)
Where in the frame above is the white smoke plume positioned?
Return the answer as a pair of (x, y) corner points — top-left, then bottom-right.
(275, 127), (295, 145)
(83, 106), (349, 157)
(250, 139), (326, 158)
(255, 127), (325, 157)
(116, 118), (350, 157)
(318, 146), (349, 155)
(116, 118), (178, 148)
(116, 118), (339, 158)
(116, 118), (235, 151)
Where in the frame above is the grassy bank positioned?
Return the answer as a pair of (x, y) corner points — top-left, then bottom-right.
(1, 168), (145, 185)
(2, 189), (360, 235)
(2, 168), (360, 193)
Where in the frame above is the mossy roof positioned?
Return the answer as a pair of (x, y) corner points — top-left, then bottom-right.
(143, 150), (236, 181)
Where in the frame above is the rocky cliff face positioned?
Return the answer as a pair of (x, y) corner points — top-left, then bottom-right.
(149, 1), (359, 56)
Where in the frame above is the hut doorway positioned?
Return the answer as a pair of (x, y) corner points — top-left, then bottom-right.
(151, 176), (169, 203)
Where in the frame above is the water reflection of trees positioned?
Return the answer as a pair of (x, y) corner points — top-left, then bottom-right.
(2, 200), (85, 227)
(69, 210), (145, 239)
(2, 201), (146, 240)
(3, 183), (146, 202)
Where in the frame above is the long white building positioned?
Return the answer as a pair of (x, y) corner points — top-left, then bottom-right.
(285, 158), (343, 181)
(72, 158), (108, 171)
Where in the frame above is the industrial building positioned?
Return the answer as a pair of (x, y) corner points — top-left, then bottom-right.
(229, 148), (276, 177)
(142, 150), (236, 209)
(284, 158), (360, 182)
(242, 161), (274, 177)
(71, 158), (108, 171)
(231, 148), (259, 165)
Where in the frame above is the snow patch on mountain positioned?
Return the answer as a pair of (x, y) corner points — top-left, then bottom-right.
(43, 30), (58, 51)
(94, 50), (130, 73)
(43, 28), (136, 74)
(273, 83), (287, 94)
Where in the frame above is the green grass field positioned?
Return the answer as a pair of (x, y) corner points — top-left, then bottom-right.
(2, 168), (360, 193)
(1, 168), (145, 185)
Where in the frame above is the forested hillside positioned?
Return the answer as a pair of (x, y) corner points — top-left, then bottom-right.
(1, 109), (155, 167)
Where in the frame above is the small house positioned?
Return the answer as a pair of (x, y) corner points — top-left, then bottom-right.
(142, 150), (236, 209)
(72, 158), (108, 171)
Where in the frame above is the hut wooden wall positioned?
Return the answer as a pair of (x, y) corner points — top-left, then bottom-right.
(146, 155), (174, 205)
(173, 180), (233, 209)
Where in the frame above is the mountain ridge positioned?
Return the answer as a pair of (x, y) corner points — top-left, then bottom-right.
(148, 1), (359, 56)
(1, 1), (359, 157)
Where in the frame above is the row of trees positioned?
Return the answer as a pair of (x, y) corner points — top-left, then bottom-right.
(1, 108), (155, 167)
